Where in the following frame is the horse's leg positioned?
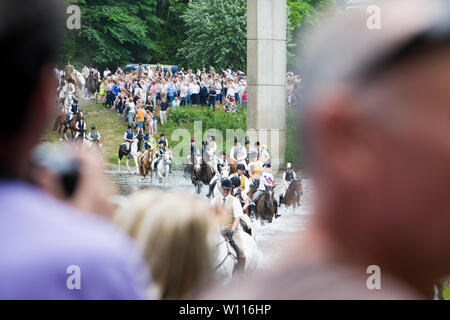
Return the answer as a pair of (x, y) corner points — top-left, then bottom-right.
(134, 157), (139, 175)
(126, 158), (131, 172)
(118, 156), (121, 172)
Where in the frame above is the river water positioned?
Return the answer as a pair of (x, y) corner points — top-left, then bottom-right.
(106, 169), (313, 269)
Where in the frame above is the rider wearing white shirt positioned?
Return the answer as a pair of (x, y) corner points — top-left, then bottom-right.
(210, 178), (246, 273)
(250, 163), (275, 213)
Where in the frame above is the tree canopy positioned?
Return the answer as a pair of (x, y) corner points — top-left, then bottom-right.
(61, 0), (336, 72)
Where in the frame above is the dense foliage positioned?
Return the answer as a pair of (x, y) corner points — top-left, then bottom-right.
(178, 0), (247, 71)
(61, 0), (336, 71)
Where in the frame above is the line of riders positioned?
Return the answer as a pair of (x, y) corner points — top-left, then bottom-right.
(185, 136), (303, 223)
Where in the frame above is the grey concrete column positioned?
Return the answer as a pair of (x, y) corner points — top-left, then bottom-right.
(247, 0), (286, 172)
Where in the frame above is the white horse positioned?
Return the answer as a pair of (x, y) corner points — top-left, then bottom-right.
(73, 70), (86, 98)
(64, 93), (74, 113)
(156, 150), (172, 185)
(83, 139), (103, 151)
(118, 139), (140, 174)
(214, 226), (260, 282)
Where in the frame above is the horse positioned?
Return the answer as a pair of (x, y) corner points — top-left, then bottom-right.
(248, 185), (277, 223)
(280, 180), (303, 209)
(155, 149), (172, 185)
(73, 70), (86, 97)
(207, 165), (230, 199)
(137, 149), (155, 182)
(63, 93), (75, 113)
(228, 160), (238, 175)
(118, 137), (142, 174)
(192, 159), (215, 194)
(183, 153), (200, 182)
(214, 227), (260, 282)
(53, 110), (83, 141)
(83, 139), (103, 151)
(86, 72), (99, 100)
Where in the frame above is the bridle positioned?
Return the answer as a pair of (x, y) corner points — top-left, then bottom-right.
(214, 237), (237, 271)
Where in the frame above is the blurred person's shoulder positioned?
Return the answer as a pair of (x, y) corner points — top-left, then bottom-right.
(202, 256), (422, 300)
(0, 182), (150, 299)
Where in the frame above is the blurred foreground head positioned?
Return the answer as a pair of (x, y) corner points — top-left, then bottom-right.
(0, 0), (63, 178)
(115, 191), (217, 300)
(301, 0), (450, 294)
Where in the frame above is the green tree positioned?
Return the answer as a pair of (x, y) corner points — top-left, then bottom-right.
(287, 0), (337, 72)
(178, 0), (247, 71)
(62, 0), (163, 70)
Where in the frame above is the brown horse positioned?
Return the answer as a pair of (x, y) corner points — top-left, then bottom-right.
(53, 110), (83, 140)
(228, 158), (237, 175)
(192, 161), (215, 194)
(138, 149), (155, 181)
(248, 184), (277, 223)
(281, 180), (303, 209)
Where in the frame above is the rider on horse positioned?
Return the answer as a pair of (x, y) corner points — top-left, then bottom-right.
(206, 151), (229, 198)
(249, 162), (278, 217)
(87, 125), (101, 143)
(279, 163), (296, 205)
(123, 125), (135, 159)
(211, 178), (246, 273)
(230, 139), (248, 170)
(231, 176), (250, 213)
(66, 98), (79, 126)
(255, 141), (270, 163)
(230, 163), (250, 193)
(158, 133), (172, 172)
(140, 133), (157, 166)
(206, 134), (217, 172)
(75, 115), (86, 140)
(247, 152), (263, 188)
(153, 138), (167, 171)
(244, 140), (251, 165)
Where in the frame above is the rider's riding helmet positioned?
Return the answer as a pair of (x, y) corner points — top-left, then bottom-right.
(219, 150), (226, 156)
(237, 163), (245, 171)
(73, 98), (78, 104)
(286, 163), (292, 169)
(263, 162), (271, 168)
(79, 116), (84, 120)
(230, 176), (241, 189)
(208, 133), (213, 139)
(221, 178), (233, 191)
(160, 133), (165, 137)
(245, 140), (250, 146)
(127, 125), (132, 130)
(91, 126), (96, 130)
(191, 137), (195, 143)
(202, 140), (207, 146)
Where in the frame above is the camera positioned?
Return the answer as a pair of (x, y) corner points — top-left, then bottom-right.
(31, 145), (81, 198)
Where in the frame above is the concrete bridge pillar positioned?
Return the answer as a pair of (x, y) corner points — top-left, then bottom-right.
(247, 0), (287, 171)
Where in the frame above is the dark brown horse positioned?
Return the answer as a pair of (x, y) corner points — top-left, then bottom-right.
(138, 149), (155, 181)
(53, 110), (83, 140)
(248, 184), (277, 223)
(281, 180), (303, 209)
(192, 161), (214, 194)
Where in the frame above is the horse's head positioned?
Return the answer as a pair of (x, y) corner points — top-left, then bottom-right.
(221, 167), (230, 179)
(264, 186), (275, 208)
(163, 151), (172, 165)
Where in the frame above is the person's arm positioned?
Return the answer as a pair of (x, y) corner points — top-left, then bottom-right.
(242, 191), (250, 211)
(231, 198), (244, 232)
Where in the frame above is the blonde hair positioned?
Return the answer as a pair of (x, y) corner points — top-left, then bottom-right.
(114, 191), (216, 300)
